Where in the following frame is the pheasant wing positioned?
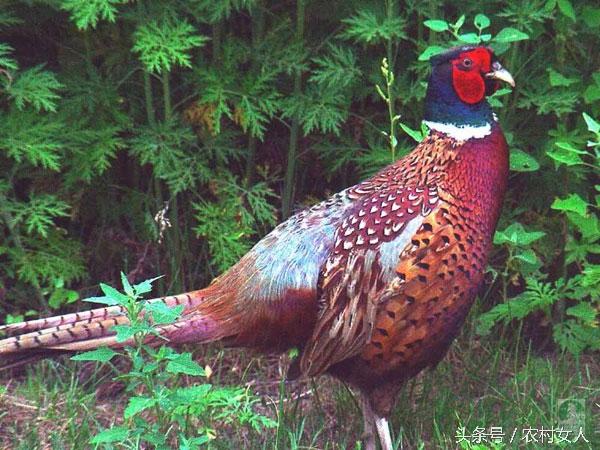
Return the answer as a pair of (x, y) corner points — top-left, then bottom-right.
(299, 184), (440, 376)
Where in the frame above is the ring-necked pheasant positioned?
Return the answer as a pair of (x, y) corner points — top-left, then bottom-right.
(0, 45), (514, 450)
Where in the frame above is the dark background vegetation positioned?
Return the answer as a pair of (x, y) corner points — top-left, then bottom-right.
(0, 0), (598, 448)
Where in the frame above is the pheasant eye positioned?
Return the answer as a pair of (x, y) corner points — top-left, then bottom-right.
(462, 58), (472, 68)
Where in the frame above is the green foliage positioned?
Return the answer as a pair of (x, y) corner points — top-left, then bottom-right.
(1, 1), (599, 446)
(341, 8), (407, 44)
(0, 43), (17, 71)
(482, 111), (600, 354)
(11, 194), (70, 238)
(191, 0), (257, 23)
(61, 0), (127, 30)
(420, 13), (530, 61)
(5, 66), (63, 112)
(0, 110), (64, 170)
(0, 0), (598, 364)
(193, 173), (277, 271)
(74, 275), (275, 448)
(133, 18), (209, 74)
(310, 44), (361, 91)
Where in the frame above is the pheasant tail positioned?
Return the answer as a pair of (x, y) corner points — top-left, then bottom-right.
(0, 288), (230, 370)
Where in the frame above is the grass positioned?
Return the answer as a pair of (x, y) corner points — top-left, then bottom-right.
(1, 305), (599, 450)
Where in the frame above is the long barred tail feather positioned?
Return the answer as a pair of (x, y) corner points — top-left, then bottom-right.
(0, 291), (205, 337)
(0, 289), (221, 370)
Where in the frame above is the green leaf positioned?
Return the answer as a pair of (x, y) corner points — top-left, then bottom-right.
(5, 314), (24, 324)
(0, 110), (64, 170)
(6, 66), (63, 112)
(453, 15), (466, 30)
(477, 279), (560, 335)
(566, 302), (597, 323)
(71, 347), (118, 363)
(309, 44), (361, 91)
(48, 287), (79, 309)
(341, 9), (407, 44)
(458, 33), (480, 44)
(0, 43), (17, 71)
(418, 45), (446, 62)
(82, 295), (120, 306)
(113, 324), (154, 342)
(488, 87), (513, 108)
(145, 302), (184, 325)
(62, 0), (126, 30)
(100, 283), (130, 305)
(494, 223), (545, 247)
(582, 112), (600, 133)
(90, 426), (129, 444)
(121, 272), (134, 297)
(124, 396), (156, 419)
(510, 149), (539, 172)
(553, 321), (597, 355)
(582, 6), (600, 27)
(17, 195), (70, 238)
(546, 142), (586, 167)
(513, 248), (539, 266)
(474, 14), (490, 30)
(566, 212), (599, 239)
(493, 27), (529, 43)
(166, 353), (206, 376)
(133, 275), (164, 296)
(133, 19), (209, 73)
(547, 68), (578, 87)
(423, 19), (448, 32)
(399, 123), (424, 143)
(551, 194), (588, 217)
(557, 0), (576, 21)
(175, 384), (212, 404)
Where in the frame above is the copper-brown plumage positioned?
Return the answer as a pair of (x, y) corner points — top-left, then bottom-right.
(0, 45), (515, 450)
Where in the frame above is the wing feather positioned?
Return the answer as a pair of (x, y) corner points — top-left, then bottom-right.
(299, 184), (440, 376)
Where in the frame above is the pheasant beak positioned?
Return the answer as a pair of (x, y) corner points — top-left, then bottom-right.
(485, 61), (515, 87)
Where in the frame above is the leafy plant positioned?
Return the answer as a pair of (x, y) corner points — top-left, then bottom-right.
(480, 112), (600, 354)
(73, 274), (275, 448)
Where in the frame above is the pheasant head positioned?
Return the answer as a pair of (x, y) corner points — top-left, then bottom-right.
(424, 46), (515, 136)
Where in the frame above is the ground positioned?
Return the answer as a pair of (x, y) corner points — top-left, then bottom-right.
(1, 309), (599, 449)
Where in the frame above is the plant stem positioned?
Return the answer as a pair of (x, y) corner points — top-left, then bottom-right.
(137, 0), (156, 127)
(245, 135), (257, 187)
(281, 0), (305, 219)
(162, 71), (172, 122)
(245, 0), (266, 187)
(143, 70), (156, 126)
(212, 20), (222, 64)
(385, 0), (397, 160)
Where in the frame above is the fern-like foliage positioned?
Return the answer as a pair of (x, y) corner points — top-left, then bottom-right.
(133, 18), (208, 74)
(129, 119), (199, 194)
(5, 65), (63, 112)
(61, 0), (127, 30)
(193, 174), (277, 272)
(190, 0), (257, 23)
(64, 126), (124, 184)
(281, 87), (349, 137)
(12, 231), (86, 288)
(309, 44), (361, 91)
(0, 109), (65, 171)
(341, 8), (407, 44)
(477, 278), (562, 335)
(10, 195), (71, 238)
(0, 42), (17, 71)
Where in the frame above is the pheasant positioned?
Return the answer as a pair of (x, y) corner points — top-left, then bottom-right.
(0, 45), (514, 450)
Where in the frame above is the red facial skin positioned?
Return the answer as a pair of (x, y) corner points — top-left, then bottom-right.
(451, 47), (492, 104)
